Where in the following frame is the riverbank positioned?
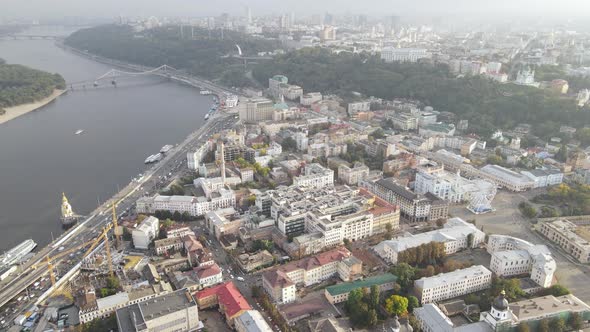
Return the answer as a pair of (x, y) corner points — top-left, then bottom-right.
(0, 89), (67, 125)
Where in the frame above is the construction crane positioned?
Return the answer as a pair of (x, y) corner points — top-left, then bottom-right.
(33, 223), (115, 287)
(112, 204), (122, 250)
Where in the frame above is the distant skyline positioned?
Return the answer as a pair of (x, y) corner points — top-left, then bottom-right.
(3, 0), (590, 20)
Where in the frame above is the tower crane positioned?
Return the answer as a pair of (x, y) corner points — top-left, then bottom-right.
(33, 223), (115, 287)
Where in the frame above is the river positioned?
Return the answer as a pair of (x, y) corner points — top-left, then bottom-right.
(0, 37), (212, 252)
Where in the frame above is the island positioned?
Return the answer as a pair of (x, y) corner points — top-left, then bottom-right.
(0, 58), (66, 124)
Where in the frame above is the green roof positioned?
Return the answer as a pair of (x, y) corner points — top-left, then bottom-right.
(326, 273), (398, 296)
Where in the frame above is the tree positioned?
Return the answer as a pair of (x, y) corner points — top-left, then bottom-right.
(570, 312), (583, 330)
(555, 145), (568, 162)
(343, 238), (351, 249)
(390, 263), (415, 289)
(172, 211), (182, 221)
(423, 265), (436, 277)
(384, 295), (408, 316)
(517, 322), (530, 332)
(538, 284), (571, 297)
(369, 285), (380, 310)
(538, 318), (550, 332)
(281, 136), (297, 151)
(106, 276), (120, 290)
(550, 317), (566, 332)
(367, 309), (378, 327)
(407, 296), (419, 313)
(385, 223), (393, 239)
(370, 128), (385, 139)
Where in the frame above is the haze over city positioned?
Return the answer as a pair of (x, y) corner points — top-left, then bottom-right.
(3, 0), (590, 19)
(1, 1), (590, 332)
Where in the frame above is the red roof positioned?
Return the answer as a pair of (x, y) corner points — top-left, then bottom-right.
(194, 263), (222, 279)
(195, 282), (251, 318)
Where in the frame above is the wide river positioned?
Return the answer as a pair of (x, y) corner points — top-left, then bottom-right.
(0, 37), (212, 252)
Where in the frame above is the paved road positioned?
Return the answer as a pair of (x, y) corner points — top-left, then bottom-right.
(0, 112), (237, 327)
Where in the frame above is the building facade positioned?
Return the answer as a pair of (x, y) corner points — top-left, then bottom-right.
(540, 219), (590, 263)
(415, 265), (492, 304)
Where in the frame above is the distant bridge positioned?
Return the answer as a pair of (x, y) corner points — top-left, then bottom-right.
(0, 35), (60, 40)
(67, 64), (235, 98)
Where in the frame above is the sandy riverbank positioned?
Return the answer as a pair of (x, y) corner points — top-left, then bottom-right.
(0, 89), (67, 125)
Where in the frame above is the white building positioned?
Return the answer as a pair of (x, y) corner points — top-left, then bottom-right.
(225, 95), (239, 108)
(374, 218), (485, 264)
(415, 265), (492, 304)
(136, 190), (236, 217)
(347, 101), (371, 114)
(415, 168), (495, 204)
(294, 132), (309, 151)
(338, 162), (370, 185)
(132, 216), (159, 250)
(187, 143), (209, 170)
(115, 289), (199, 332)
(520, 168), (564, 188)
(487, 235), (556, 288)
(235, 310), (273, 332)
(293, 163), (334, 189)
(540, 219), (590, 263)
(514, 67), (540, 87)
(300, 92), (322, 106)
(479, 165), (534, 192)
(381, 47), (431, 63)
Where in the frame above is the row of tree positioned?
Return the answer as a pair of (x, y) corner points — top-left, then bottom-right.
(396, 241), (446, 267)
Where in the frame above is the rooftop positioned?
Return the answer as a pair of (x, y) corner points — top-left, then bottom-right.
(326, 273), (397, 296)
(195, 281), (251, 318)
(116, 289), (196, 332)
(415, 265), (491, 290)
(510, 294), (590, 321)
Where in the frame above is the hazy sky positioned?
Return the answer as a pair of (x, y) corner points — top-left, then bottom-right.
(3, 0), (590, 19)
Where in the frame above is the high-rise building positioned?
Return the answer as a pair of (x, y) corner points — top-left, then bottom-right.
(238, 98), (274, 123)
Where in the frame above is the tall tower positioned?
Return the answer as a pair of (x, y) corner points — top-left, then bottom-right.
(220, 141), (226, 185)
(246, 7), (252, 24)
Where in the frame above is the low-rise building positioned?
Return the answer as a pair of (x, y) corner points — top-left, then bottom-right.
(338, 162), (370, 186)
(479, 165), (534, 192)
(381, 47), (431, 63)
(540, 219), (590, 263)
(415, 265), (492, 304)
(237, 250), (274, 272)
(374, 218), (485, 264)
(363, 178), (449, 222)
(115, 289), (199, 332)
(324, 273), (398, 304)
(520, 168), (564, 188)
(136, 189), (236, 217)
(418, 123), (456, 137)
(487, 235), (555, 288)
(235, 310), (273, 332)
(132, 216), (159, 250)
(262, 247), (360, 303)
(195, 282), (252, 326)
(293, 163), (334, 189)
(154, 237), (184, 255)
(300, 92), (322, 106)
(389, 112), (419, 131)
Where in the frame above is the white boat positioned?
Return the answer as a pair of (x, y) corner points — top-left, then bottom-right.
(75, 130), (84, 135)
(200, 90), (212, 95)
(0, 239), (37, 268)
(160, 145), (174, 154)
(204, 114), (210, 120)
